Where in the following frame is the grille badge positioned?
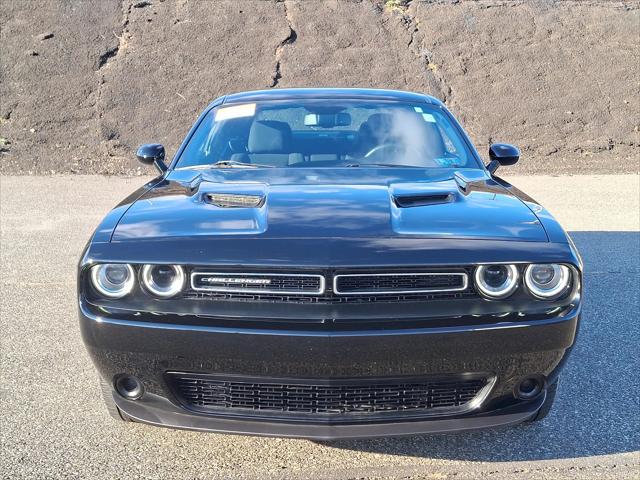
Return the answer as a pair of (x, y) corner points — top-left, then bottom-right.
(201, 277), (272, 285)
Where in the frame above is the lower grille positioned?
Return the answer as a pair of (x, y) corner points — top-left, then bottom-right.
(167, 373), (490, 419)
(184, 289), (477, 304)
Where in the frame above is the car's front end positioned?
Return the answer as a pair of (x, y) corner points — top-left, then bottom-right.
(79, 89), (581, 439)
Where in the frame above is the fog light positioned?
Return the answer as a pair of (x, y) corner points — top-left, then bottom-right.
(514, 376), (543, 400)
(114, 375), (144, 400)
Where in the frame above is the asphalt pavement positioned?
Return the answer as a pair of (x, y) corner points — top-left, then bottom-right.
(1, 174), (638, 479)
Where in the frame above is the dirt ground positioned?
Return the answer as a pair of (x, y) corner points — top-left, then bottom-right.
(0, 0), (638, 175)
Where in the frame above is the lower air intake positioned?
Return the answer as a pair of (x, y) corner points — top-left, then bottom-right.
(167, 373), (490, 419)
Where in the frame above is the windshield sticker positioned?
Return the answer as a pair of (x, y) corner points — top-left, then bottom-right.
(435, 156), (459, 167)
(421, 113), (436, 123)
(215, 103), (256, 122)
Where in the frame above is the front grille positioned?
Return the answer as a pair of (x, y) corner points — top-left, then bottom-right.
(167, 373), (489, 419)
(334, 272), (467, 294)
(185, 268), (478, 304)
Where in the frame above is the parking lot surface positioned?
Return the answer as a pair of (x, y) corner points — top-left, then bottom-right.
(1, 174), (638, 479)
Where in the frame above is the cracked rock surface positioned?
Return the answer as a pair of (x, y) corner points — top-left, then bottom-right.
(406, 0), (640, 175)
(0, 0), (638, 175)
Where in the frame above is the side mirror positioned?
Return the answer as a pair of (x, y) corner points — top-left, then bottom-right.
(136, 144), (167, 173)
(487, 143), (519, 174)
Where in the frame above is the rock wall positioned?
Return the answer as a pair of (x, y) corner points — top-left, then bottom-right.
(1, 0), (638, 175)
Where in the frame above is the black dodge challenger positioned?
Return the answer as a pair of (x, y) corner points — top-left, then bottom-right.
(79, 88), (581, 439)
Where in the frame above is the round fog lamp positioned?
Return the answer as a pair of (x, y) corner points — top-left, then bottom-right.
(525, 264), (571, 299)
(114, 375), (144, 400)
(141, 264), (185, 298)
(90, 263), (135, 298)
(514, 376), (543, 400)
(474, 264), (519, 299)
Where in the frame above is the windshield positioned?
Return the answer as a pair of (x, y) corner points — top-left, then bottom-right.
(175, 100), (479, 169)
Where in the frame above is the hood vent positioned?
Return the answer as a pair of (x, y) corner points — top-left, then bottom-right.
(393, 193), (454, 208)
(204, 193), (265, 208)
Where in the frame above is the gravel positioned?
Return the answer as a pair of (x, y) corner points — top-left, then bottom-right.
(0, 174), (638, 479)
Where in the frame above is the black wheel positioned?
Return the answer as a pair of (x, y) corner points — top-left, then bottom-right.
(99, 378), (131, 422)
(526, 379), (558, 423)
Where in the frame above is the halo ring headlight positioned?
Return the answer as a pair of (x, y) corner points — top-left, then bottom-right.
(90, 263), (135, 299)
(474, 264), (519, 299)
(525, 264), (571, 299)
(141, 264), (185, 298)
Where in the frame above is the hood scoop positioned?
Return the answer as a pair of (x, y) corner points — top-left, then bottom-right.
(204, 192), (265, 208)
(393, 193), (454, 208)
(390, 180), (459, 208)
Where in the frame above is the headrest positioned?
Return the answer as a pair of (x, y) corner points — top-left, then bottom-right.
(248, 120), (292, 153)
(357, 113), (395, 147)
(366, 113), (394, 132)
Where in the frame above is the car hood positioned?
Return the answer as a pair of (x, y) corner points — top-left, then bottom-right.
(111, 168), (547, 242)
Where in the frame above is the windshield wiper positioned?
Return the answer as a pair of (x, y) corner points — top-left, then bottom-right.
(344, 163), (422, 168)
(209, 160), (275, 169)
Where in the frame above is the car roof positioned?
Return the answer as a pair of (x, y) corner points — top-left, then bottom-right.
(221, 88), (442, 106)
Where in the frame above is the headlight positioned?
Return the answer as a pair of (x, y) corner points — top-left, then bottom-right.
(474, 264), (519, 299)
(141, 264), (185, 298)
(90, 263), (135, 298)
(524, 264), (571, 299)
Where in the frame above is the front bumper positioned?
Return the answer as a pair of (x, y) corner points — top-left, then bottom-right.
(110, 389), (547, 440)
(80, 300), (579, 439)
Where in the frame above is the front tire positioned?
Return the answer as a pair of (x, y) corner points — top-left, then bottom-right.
(526, 379), (558, 423)
(99, 379), (131, 422)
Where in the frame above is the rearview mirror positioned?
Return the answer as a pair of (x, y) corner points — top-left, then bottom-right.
(487, 143), (519, 174)
(304, 113), (351, 128)
(136, 144), (167, 173)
